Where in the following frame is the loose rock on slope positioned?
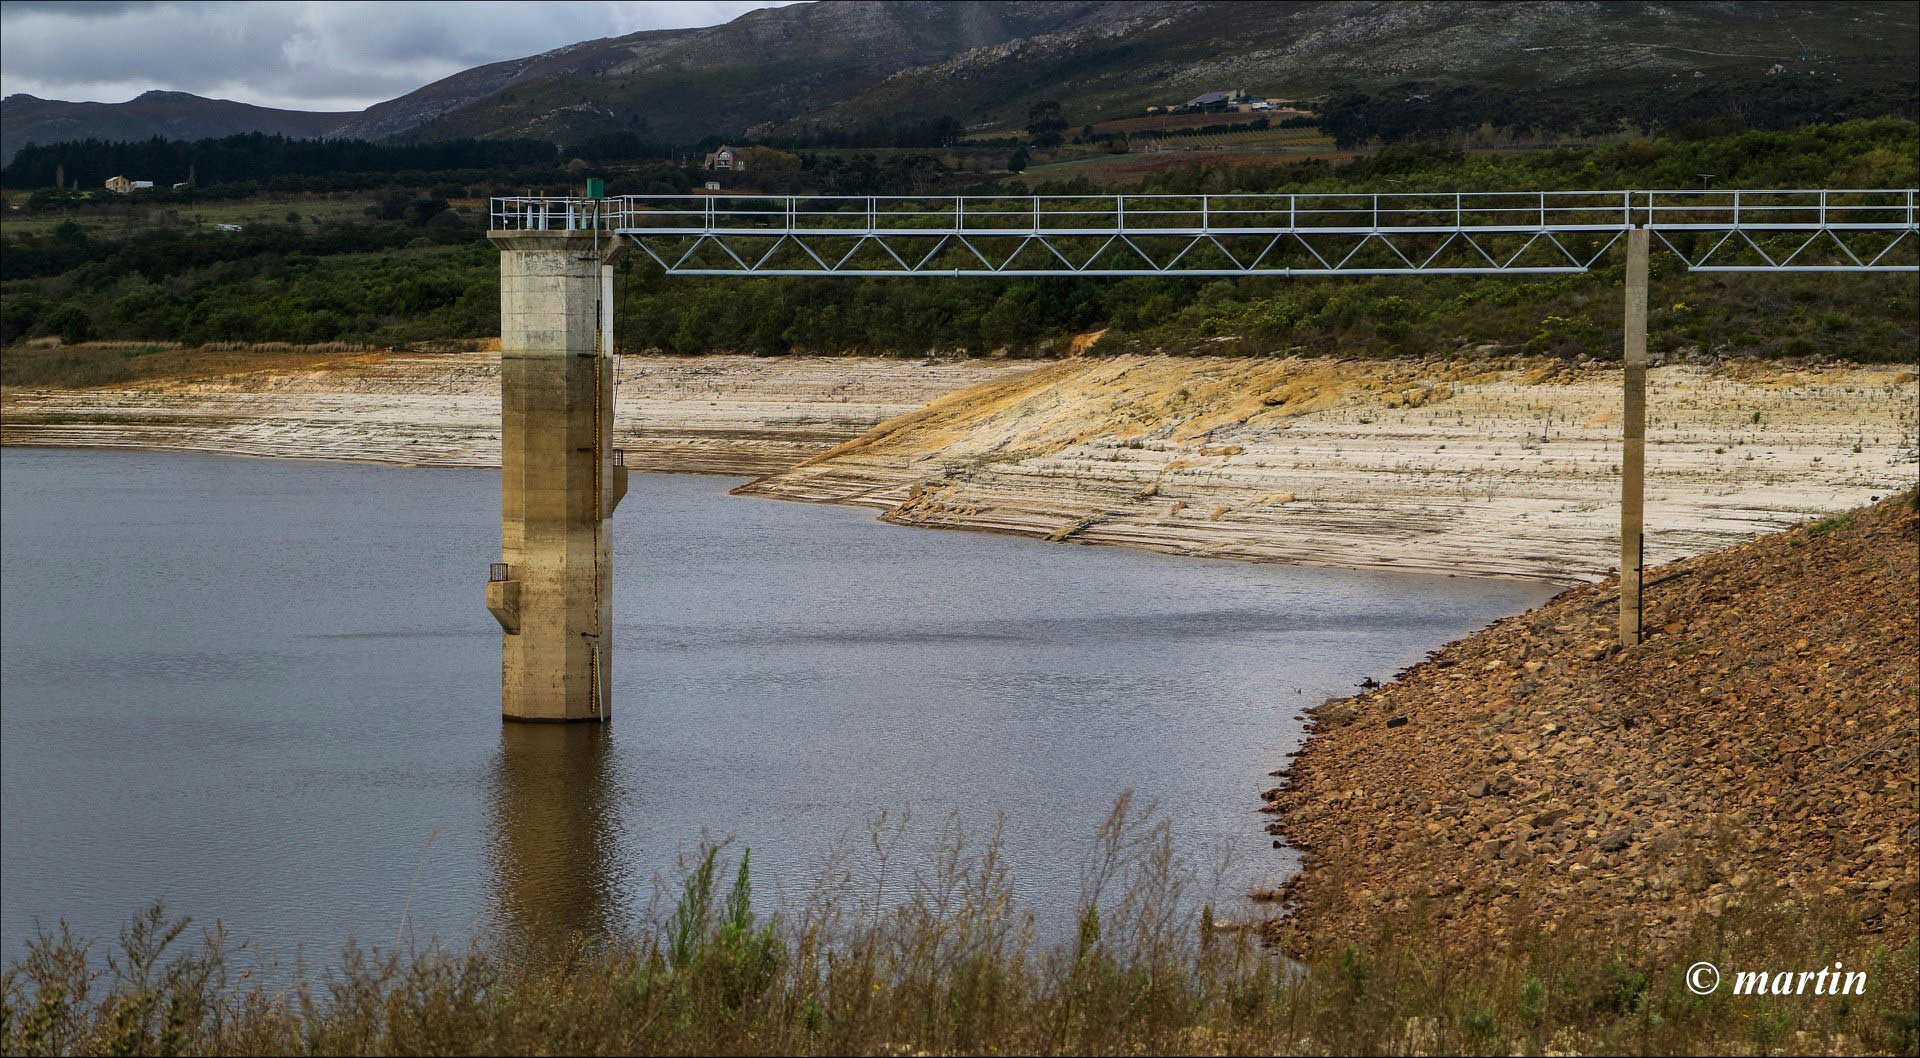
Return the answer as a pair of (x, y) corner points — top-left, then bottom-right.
(1262, 491), (1920, 954)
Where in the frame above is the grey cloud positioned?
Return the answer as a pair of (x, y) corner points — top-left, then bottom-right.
(1, 1), (160, 15)
(1, 1), (799, 111)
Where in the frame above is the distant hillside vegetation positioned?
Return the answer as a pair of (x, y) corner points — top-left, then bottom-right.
(359, 0), (1920, 148)
(4, 121), (1913, 362)
(7, 1), (1915, 163)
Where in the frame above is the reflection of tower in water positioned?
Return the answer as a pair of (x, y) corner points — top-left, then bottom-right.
(488, 724), (624, 943)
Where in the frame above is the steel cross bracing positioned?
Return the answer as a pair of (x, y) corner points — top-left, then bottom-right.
(491, 190), (1919, 277)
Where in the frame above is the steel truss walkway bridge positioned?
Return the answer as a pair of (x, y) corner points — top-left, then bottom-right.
(493, 189), (1919, 276)
(481, 188), (1916, 723)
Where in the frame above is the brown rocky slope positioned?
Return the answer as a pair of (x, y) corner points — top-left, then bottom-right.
(1263, 490), (1920, 954)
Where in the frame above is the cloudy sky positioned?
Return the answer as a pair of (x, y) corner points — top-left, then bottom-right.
(1, 1), (801, 112)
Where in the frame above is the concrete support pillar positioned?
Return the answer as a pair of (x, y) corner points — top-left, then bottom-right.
(487, 231), (620, 721)
(1619, 226), (1649, 648)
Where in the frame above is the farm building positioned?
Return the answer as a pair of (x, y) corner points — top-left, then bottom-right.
(1185, 89), (1249, 111)
(702, 145), (745, 172)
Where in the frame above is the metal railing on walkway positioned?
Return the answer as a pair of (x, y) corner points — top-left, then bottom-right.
(491, 190), (1918, 275)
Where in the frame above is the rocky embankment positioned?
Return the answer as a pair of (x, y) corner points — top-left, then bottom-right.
(0, 350), (1033, 474)
(740, 355), (1918, 581)
(1262, 492), (1920, 954)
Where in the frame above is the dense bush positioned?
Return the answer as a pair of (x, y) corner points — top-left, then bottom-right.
(4, 120), (1915, 360)
(0, 238), (493, 349)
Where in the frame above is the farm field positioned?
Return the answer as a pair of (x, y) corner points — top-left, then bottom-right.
(1131, 126), (1334, 149)
(0, 193), (381, 237)
(1090, 109), (1315, 135)
(1017, 145), (1358, 186)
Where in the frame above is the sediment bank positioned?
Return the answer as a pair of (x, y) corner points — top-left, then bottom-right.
(0, 350), (1033, 474)
(1262, 492), (1920, 955)
(739, 354), (1918, 581)
(4, 349), (1914, 582)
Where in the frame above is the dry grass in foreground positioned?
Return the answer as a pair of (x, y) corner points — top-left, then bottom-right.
(4, 800), (1915, 1057)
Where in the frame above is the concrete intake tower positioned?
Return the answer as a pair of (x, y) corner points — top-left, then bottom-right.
(485, 230), (626, 721)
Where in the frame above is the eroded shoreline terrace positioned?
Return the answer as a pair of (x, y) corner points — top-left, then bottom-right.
(3, 347), (1913, 582)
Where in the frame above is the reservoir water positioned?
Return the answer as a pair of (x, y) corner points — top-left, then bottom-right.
(1, 447), (1555, 968)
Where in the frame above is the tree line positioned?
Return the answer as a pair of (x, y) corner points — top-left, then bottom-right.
(3, 120), (1913, 362)
(1, 119), (978, 194)
(2, 133), (559, 190)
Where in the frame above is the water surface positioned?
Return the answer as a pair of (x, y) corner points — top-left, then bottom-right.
(1, 448), (1554, 966)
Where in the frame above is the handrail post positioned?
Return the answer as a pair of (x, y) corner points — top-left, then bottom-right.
(1733, 190), (1741, 228)
(1202, 194), (1209, 231)
(1118, 195), (1126, 232)
(1371, 193), (1378, 231)
(1820, 189), (1827, 228)
(1033, 195), (1041, 234)
(1456, 192), (1462, 229)
(1538, 191), (1546, 230)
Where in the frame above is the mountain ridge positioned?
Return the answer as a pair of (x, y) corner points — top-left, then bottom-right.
(1, 91), (353, 167)
(6, 0), (1914, 164)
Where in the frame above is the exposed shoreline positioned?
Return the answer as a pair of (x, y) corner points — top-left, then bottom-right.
(5, 349), (1914, 584)
(0, 350), (1033, 475)
(735, 354), (1917, 582)
(6, 347), (1916, 963)
(1263, 492), (1919, 955)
